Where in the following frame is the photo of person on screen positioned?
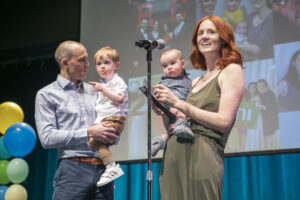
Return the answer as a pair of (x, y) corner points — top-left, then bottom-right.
(284, 0), (300, 28)
(196, 0), (218, 22)
(245, 81), (264, 151)
(172, 11), (187, 45)
(257, 79), (280, 149)
(233, 19), (259, 61)
(277, 49), (300, 112)
(149, 20), (161, 41)
(234, 20), (249, 45)
(273, 0), (300, 43)
(153, 15), (245, 200)
(162, 23), (173, 47)
(172, 10), (194, 61)
(236, 0), (274, 61)
(138, 17), (150, 40)
(234, 88), (250, 151)
(222, 0), (245, 29)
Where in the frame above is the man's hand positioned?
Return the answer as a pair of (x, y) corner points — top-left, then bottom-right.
(87, 122), (117, 145)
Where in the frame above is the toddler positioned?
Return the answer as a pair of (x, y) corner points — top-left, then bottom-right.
(234, 20), (249, 44)
(222, 0), (244, 28)
(89, 46), (128, 187)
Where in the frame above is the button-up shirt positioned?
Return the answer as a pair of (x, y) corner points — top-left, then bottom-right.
(35, 75), (99, 159)
(95, 73), (128, 123)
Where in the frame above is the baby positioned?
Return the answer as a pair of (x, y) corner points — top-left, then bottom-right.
(234, 20), (249, 44)
(151, 48), (193, 157)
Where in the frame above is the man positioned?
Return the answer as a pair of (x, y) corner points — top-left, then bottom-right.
(173, 12), (185, 39)
(172, 11), (193, 63)
(138, 18), (149, 40)
(35, 41), (118, 200)
(199, 0), (217, 17)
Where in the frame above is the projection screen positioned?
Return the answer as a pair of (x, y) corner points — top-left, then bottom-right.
(80, 0), (300, 161)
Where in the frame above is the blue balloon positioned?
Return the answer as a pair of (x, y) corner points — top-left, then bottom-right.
(0, 136), (11, 159)
(3, 122), (36, 157)
(0, 185), (8, 200)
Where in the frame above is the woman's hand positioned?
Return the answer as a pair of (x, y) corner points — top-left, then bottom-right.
(154, 84), (180, 107)
(151, 102), (164, 116)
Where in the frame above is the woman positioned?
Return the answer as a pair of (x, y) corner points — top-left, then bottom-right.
(149, 20), (161, 41)
(245, 82), (264, 151)
(236, 0), (274, 61)
(154, 15), (245, 200)
(256, 79), (279, 149)
(278, 50), (300, 112)
(162, 23), (173, 46)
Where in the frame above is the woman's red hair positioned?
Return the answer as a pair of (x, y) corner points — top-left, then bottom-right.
(189, 15), (243, 70)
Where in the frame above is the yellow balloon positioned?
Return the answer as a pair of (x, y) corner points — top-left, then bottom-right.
(0, 102), (24, 134)
(4, 184), (27, 200)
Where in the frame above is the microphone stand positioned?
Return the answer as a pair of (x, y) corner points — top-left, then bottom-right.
(136, 39), (165, 200)
(145, 48), (153, 200)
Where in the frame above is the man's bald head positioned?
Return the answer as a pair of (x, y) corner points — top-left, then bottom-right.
(55, 41), (84, 67)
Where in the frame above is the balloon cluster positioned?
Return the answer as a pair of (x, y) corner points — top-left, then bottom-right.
(0, 102), (36, 200)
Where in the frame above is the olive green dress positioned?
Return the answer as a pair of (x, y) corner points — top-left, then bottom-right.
(160, 72), (229, 200)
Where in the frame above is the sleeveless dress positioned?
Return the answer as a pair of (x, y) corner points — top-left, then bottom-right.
(160, 72), (228, 200)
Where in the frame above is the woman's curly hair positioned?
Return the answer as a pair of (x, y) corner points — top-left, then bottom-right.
(189, 15), (243, 70)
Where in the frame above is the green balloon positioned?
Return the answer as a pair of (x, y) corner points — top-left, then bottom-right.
(0, 136), (12, 159)
(7, 158), (29, 184)
(0, 160), (10, 184)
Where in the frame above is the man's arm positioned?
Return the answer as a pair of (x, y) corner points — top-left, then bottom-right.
(35, 92), (88, 149)
(35, 91), (117, 149)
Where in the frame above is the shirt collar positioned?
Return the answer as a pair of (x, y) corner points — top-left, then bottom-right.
(57, 75), (84, 91)
(176, 21), (184, 31)
(98, 73), (117, 83)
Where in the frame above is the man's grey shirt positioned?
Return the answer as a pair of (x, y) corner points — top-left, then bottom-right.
(35, 75), (99, 159)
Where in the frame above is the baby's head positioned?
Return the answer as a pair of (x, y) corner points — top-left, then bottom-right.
(160, 49), (186, 78)
(94, 46), (120, 79)
(235, 21), (247, 35)
(225, 0), (241, 12)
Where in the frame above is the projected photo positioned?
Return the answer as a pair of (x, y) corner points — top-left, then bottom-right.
(81, 0), (300, 161)
(274, 42), (300, 149)
(274, 0), (300, 43)
(276, 42), (300, 112)
(225, 58), (280, 152)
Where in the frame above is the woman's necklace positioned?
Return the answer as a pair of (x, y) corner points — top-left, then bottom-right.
(200, 69), (220, 82)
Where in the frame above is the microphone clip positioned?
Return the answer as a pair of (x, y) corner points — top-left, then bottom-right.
(135, 39), (165, 51)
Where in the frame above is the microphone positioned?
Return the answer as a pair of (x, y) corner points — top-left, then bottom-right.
(135, 39), (166, 50)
